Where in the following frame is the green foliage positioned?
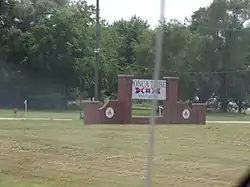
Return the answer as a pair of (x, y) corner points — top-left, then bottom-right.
(1, 0), (250, 109)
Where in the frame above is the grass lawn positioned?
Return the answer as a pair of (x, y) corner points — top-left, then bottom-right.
(132, 105), (250, 121)
(0, 120), (249, 187)
(1, 101), (250, 122)
(0, 109), (81, 119)
(206, 113), (250, 121)
(2, 106), (250, 121)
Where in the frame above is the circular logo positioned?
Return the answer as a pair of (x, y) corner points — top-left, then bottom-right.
(182, 109), (190, 119)
(105, 107), (114, 118)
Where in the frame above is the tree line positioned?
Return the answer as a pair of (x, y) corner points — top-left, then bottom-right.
(1, 0), (250, 111)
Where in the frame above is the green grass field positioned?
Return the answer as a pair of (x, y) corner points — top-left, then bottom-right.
(1, 103), (250, 121)
(132, 106), (250, 121)
(0, 120), (249, 187)
(0, 104), (249, 186)
(132, 103), (250, 121)
(0, 109), (81, 119)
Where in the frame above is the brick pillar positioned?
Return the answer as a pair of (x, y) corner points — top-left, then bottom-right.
(163, 77), (179, 104)
(117, 74), (134, 124)
(163, 77), (179, 123)
(83, 101), (99, 125)
(193, 103), (206, 124)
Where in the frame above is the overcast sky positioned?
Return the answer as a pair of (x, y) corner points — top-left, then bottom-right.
(86, 0), (213, 27)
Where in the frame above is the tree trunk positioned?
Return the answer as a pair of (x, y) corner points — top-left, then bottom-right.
(238, 101), (242, 113)
(220, 101), (228, 112)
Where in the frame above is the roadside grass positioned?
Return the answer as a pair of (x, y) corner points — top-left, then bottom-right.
(0, 120), (249, 187)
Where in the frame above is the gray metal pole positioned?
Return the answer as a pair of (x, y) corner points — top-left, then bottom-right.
(145, 0), (165, 187)
(94, 0), (100, 100)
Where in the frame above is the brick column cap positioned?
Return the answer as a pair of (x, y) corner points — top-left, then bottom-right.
(117, 74), (134, 78)
(163, 76), (179, 80)
(83, 101), (99, 104)
(193, 103), (206, 106)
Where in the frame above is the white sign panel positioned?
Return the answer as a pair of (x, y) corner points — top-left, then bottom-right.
(132, 79), (166, 100)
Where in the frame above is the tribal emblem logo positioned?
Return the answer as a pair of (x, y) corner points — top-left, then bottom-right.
(135, 87), (161, 94)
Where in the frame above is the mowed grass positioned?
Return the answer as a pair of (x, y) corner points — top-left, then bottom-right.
(0, 120), (250, 187)
(0, 109), (81, 119)
(132, 107), (250, 121)
(132, 103), (250, 120)
(1, 107), (250, 121)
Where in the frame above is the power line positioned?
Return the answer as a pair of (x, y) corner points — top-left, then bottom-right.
(129, 64), (250, 75)
(166, 69), (250, 74)
(200, 26), (250, 32)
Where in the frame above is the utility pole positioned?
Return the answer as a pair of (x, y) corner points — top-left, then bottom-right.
(145, 0), (165, 187)
(94, 0), (100, 100)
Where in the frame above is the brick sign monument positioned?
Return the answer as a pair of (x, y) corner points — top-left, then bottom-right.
(84, 74), (206, 125)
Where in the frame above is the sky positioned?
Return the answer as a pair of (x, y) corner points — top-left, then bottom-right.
(86, 0), (213, 27)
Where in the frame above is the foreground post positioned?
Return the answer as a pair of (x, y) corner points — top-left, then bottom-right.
(24, 100), (28, 116)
